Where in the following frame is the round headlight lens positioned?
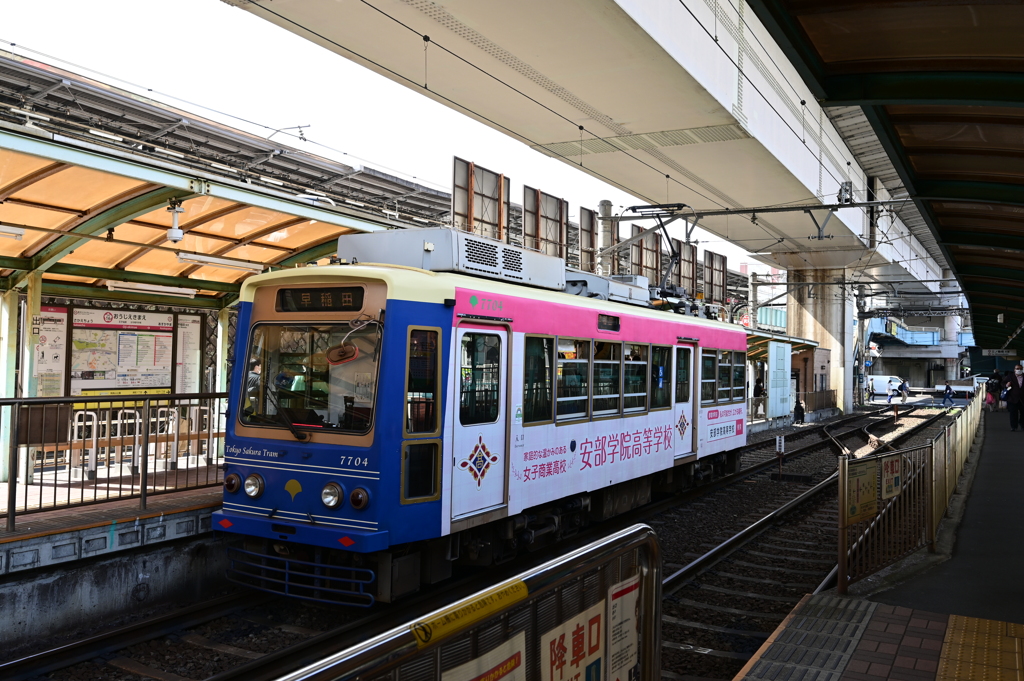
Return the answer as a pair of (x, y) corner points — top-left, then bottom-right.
(350, 487), (370, 510)
(321, 482), (343, 508)
(224, 473), (241, 494)
(243, 474), (264, 498)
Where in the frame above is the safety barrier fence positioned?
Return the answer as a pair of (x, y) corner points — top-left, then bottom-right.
(1, 392), (228, 531)
(837, 394), (981, 593)
(747, 389), (835, 421)
(271, 524), (661, 681)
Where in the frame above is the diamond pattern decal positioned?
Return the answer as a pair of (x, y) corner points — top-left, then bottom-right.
(217, 518), (233, 529)
(339, 536), (355, 547)
(458, 436), (500, 488)
(676, 411), (689, 439)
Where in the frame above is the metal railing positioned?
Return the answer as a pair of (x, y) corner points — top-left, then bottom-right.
(837, 394), (981, 592)
(270, 524), (662, 681)
(747, 389), (835, 420)
(1, 392), (228, 531)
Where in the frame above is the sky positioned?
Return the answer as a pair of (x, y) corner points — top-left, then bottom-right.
(1, 0), (755, 266)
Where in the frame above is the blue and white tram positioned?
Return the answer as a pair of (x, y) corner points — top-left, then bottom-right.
(213, 228), (748, 605)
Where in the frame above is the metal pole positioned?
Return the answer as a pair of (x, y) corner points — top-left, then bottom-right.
(837, 454), (848, 594)
(6, 404), (19, 532)
(140, 398), (150, 511)
(749, 272), (759, 332)
(598, 200), (613, 276)
(926, 440), (936, 552)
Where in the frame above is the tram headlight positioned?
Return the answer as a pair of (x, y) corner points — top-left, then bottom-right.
(321, 482), (344, 508)
(224, 473), (241, 494)
(243, 474), (265, 499)
(350, 487), (370, 510)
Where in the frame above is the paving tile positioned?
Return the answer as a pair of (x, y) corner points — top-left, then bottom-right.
(936, 659), (1020, 681)
(943, 630), (1017, 652)
(895, 607), (914, 617)
(889, 668), (938, 681)
(921, 640), (944, 652)
(940, 643), (1019, 670)
(915, 659), (938, 672)
(863, 631), (905, 645)
(852, 651), (897, 665)
(905, 637), (923, 648)
(897, 647), (941, 661)
(888, 624), (908, 635)
(879, 644), (899, 655)
(859, 641), (880, 652)
(867, 663), (891, 676)
(839, 672), (888, 681)
(895, 656), (918, 669)
(848, 660), (871, 674)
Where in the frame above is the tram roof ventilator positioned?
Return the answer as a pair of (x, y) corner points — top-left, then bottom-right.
(337, 228), (659, 307)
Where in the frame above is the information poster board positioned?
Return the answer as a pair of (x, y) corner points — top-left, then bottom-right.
(767, 341), (790, 418)
(70, 310), (174, 396)
(608, 574), (641, 681)
(846, 459), (878, 524)
(34, 306), (68, 397)
(880, 454), (902, 500)
(442, 631), (526, 681)
(176, 315), (202, 393)
(541, 600), (605, 681)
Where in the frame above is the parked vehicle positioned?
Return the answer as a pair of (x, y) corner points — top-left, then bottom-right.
(867, 375), (903, 398)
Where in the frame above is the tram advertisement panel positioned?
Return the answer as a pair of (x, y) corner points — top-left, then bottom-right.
(699, 404), (746, 456)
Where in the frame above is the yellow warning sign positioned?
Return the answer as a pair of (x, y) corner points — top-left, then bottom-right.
(411, 579), (528, 649)
(847, 459), (878, 524)
(74, 388), (170, 409)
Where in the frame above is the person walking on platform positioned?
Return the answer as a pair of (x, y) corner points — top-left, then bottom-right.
(986, 372), (1001, 412)
(887, 377), (898, 404)
(753, 378), (765, 418)
(899, 378), (910, 404)
(942, 381), (955, 408)
(1004, 365), (1024, 431)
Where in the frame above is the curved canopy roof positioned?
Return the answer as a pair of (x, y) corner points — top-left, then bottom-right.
(748, 0), (1024, 351)
(0, 50), (451, 309)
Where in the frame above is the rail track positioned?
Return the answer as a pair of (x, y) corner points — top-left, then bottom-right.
(5, 407), (948, 680)
(658, 406), (953, 681)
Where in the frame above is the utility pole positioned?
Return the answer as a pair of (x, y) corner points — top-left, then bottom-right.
(749, 271), (759, 332)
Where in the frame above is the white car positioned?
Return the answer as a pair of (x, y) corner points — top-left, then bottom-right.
(867, 375), (903, 398)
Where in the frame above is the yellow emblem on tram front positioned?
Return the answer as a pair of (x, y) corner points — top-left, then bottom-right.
(285, 479), (302, 501)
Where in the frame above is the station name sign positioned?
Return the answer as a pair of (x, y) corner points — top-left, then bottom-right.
(981, 349), (1017, 357)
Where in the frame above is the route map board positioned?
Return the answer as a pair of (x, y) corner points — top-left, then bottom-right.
(70, 310), (174, 396)
(846, 459), (879, 524)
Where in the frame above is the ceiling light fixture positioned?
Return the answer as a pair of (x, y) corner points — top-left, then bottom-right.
(88, 128), (123, 142)
(105, 280), (197, 299)
(0, 224), (25, 240)
(176, 252), (265, 273)
(9, 107), (50, 121)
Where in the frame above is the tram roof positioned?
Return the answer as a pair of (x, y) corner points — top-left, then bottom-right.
(0, 50), (451, 309)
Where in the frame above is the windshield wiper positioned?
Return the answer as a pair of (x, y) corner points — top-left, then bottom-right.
(264, 390), (310, 442)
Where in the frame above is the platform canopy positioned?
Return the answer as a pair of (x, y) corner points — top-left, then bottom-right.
(747, 0), (1024, 352)
(0, 51), (451, 309)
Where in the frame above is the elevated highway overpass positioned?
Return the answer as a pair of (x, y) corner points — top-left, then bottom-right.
(224, 0), (956, 408)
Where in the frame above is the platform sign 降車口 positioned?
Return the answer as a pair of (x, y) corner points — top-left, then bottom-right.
(880, 454), (902, 500)
(541, 600), (604, 681)
(442, 631), (526, 681)
(846, 459), (878, 524)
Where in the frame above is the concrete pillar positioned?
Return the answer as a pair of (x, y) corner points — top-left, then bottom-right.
(598, 200), (613, 276)
(787, 268), (855, 413)
(215, 307), (233, 393)
(0, 290), (19, 483)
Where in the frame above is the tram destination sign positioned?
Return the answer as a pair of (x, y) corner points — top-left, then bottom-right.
(277, 287), (364, 313)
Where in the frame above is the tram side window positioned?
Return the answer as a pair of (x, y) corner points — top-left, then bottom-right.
(557, 338), (590, 421)
(701, 350), (717, 404)
(675, 347), (691, 403)
(718, 351), (732, 403)
(732, 352), (746, 402)
(624, 344), (648, 412)
(460, 333), (501, 425)
(406, 329), (439, 434)
(593, 341), (622, 416)
(651, 346), (672, 409)
(403, 442), (439, 502)
(524, 336), (555, 424)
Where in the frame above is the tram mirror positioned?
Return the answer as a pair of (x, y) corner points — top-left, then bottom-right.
(326, 342), (359, 365)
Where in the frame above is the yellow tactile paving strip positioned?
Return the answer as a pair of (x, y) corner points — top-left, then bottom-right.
(939, 615), (1024, 681)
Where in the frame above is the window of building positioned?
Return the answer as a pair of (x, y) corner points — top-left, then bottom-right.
(624, 344), (649, 413)
(593, 341), (622, 416)
(675, 347), (691, 403)
(651, 346), (672, 409)
(701, 350), (717, 404)
(405, 328), (439, 435)
(524, 336), (555, 423)
(557, 338), (590, 420)
(460, 333), (501, 425)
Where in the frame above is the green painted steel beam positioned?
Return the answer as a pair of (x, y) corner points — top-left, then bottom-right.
(40, 282), (225, 309)
(48, 263), (240, 293)
(275, 239), (339, 268)
(824, 72), (1024, 107)
(10, 186), (190, 289)
(0, 255), (30, 271)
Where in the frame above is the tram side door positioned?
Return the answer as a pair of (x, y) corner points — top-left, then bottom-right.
(674, 345), (696, 458)
(451, 326), (508, 520)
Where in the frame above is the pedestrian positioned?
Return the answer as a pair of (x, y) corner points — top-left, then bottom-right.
(986, 372), (1001, 412)
(942, 381), (955, 408)
(900, 378), (910, 404)
(1004, 365), (1024, 431)
(753, 378), (765, 418)
(793, 399), (805, 424)
(887, 377), (898, 404)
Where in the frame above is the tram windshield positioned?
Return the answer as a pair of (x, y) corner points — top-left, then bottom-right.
(241, 322), (380, 435)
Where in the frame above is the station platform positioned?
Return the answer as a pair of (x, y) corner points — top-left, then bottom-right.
(0, 488), (221, 576)
(736, 412), (1022, 681)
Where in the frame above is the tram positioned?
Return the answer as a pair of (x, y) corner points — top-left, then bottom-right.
(213, 227), (748, 605)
